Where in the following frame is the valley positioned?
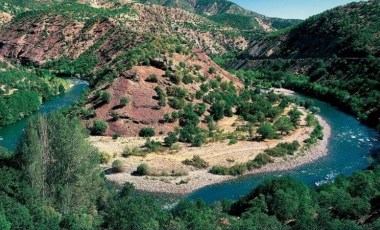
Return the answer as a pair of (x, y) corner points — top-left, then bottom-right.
(0, 0), (379, 229)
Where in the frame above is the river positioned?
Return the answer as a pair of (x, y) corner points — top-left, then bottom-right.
(0, 79), (89, 150)
(0, 82), (379, 204)
(188, 95), (380, 203)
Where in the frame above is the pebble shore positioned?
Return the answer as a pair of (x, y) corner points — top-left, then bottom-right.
(109, 115), (331, 195)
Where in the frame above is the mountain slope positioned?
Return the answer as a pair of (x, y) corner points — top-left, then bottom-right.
(244, 0), (380, 59)
(236, 0), (380, 130)
(139, 0), (302, 32)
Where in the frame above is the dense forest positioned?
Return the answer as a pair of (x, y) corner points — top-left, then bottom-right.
(0, 63), (68, 127)
(0, 113), (379, 229)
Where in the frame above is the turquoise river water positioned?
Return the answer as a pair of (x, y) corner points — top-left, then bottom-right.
(0, 80), (89, 150)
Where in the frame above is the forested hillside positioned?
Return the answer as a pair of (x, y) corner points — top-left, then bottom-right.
(236, 0), (380, 131)
(139, 0), (301, 33)
(0, 61), (69, 127)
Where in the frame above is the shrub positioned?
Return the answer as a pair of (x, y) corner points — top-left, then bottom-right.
(209, 165), (229, 175)
(164, 132), (178, 147)
(182, 75), (193, 84)
(247, 153), (274, 170)
(192, 134), (205, 147)
(154, 87), (166, 107)
(209, 67), (216, 74)
(111, 111), (120, 121)
(168, 98), (185, 109)
(122, 147), (144, 157)
(99, 152), (111, 164)
(144, 139), (161, 152)
(91, 120), (107, 135)
(135, 163), (149, 176)
(257, 123), (276, 139)
(102, 92), (112, 104)
(229, 164), (247, 176)
(146, 74), (158, 83)
(120, 97), (129, 107)
(264, 142), (301, 158)
(182, 155), (209, 169)
(112, 132), (121, 140)
(139, 128), (155, 137)
(112, 160), (125, 173)
(228, 136), (238, 145)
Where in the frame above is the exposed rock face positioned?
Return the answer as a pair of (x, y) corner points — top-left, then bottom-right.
(0, 15), (114, 65)
(124, 3), (249, 54)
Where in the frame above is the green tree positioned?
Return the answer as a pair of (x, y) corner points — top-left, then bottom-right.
(288, 107), (303, 127)
(0, 211), (11, 230)
(101, 92), (112, 104)
(91, 120), (108, 135)
(258, 123), (276, 139)
(16, 113), (103, 223)
(274, 116), (294, 134)
(164, 132), (178, 147)
(139, 128), (155, 137)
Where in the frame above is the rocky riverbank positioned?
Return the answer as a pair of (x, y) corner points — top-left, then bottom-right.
(96, 114), (331, 195)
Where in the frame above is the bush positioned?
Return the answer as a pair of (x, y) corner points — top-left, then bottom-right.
(192, 134), (205, 147)
(120, 97), (129, 107)
(144, 139), (161, 152)
(228, 136), (238, 145)
(102, 92), (112, 104)
(168, 98), (185, 109)
(111, 111), (120, 121)
(122, 147), (144, 157)
(135, 163), (149, 176)
(146, 74), (158, 83)
(112, 132), (121, 140)
(182, 75), (193, 84)
(229, 164), (247, 176)
(164, 132), (178, 147)
(91, 120), (108, 135)
(246, 153), (274, 170)
(209, 165), (229, 175)
(139, 128), (155, 137)
(99, 152), (111, 164)
(182, 155), (209, 169)
(264, 141), (300, 157)
(112, 160), (125, 173)
(257, 123), (276, 139)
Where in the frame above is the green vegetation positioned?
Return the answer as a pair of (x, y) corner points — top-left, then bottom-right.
(120, 97), (129, 107)
(112, 159), (125, 173)
(1, 113), (103, 229)
(139, 127), (155, 137)
(183, 155), (209, 169)
(91, 120), (108, 135)
(264, 141), (300, 157)
(234, 0), (380, 131)
(0, 112), (379, 229)
(0, 67), (69, 127)
(135, 163), (149, 176)
(209, 140), (301, 176)
(257, 122), (277, 140)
